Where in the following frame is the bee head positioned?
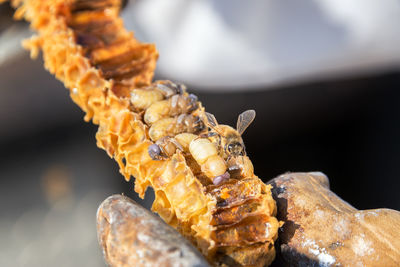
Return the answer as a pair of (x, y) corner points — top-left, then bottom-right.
(224, 129), (246, 157)
(226, 141), (245, 157)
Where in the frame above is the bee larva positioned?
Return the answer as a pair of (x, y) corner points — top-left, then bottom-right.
(174, 133), (198, 152)
(130, 88), (164, 110)
(189, 138), (229, 185)
(8, 0), (281, 266)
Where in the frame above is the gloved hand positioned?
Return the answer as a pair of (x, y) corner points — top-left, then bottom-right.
(96, 195), (210, 267)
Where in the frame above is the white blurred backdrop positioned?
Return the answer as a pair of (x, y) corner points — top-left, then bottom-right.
(123, 0), (400, 89)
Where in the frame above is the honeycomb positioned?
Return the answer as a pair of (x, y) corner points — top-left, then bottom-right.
(5, 0), (280, 265)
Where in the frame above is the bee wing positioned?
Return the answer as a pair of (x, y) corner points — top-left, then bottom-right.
(237, 110), (256, 135)
(205, 112), (219, 129)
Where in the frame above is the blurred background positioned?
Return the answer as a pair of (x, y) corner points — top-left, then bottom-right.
(1, 0), (400, 266)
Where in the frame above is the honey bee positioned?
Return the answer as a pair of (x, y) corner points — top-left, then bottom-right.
(148, 114), (204, 141)
(203, 110), (256, 179)
(154, 80), (186, 98)
(148, 132), (230, 185)
(130, 81), (188, 112)
(205, 109), (256, 159)
(144, 93), (198, 125)
(148, 136), (183, 160)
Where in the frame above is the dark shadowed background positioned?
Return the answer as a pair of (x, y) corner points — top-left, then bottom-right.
(1, 1), (399, 266)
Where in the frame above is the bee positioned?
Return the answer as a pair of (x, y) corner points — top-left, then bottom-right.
(148, 114), (204, 142)
(148, 136), (183, 160)
(144, 93), (198, 125)
(154, 80), (186, 98)
(205, 110), (255, 158)
(130, 81), (186, 112)
(203, 110), (255, 179)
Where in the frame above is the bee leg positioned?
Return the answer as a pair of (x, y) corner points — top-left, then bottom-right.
(218, 134), (222, 151)
(198, 133), (208, 139)
(156, 81), (183, 98)
(170, 94), (179, 109)
(187, 94), (199, 112)
(176, 83), (187, 95)
(193, 116), (205, 132)
(241, 154), (246, 166)
(198, 131), (217, 139)
(177, 114), (186, 125)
